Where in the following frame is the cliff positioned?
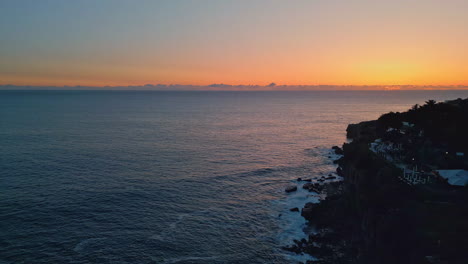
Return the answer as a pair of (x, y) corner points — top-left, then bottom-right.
(334, 120), (468, 264)
(338, 136), (424, 264)
(301, 100), (468, 264)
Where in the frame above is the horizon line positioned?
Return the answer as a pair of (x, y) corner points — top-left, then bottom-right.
(2, 83), (468, 91)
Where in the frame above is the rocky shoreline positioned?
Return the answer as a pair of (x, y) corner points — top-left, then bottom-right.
(282, 146), (352, 264)
(283, 99), (468, 264)
(283, 134), (416, 264)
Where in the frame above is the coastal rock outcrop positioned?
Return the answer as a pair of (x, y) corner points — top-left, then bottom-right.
(346, 120), (377, 142)
(285, 185), (297, 193)
(297, 178), (312, 182)
(305, 112), (468, 264)
(289, 99), (468, 264)
(332, 146), (343, 155)
(293, 99), (468, 264)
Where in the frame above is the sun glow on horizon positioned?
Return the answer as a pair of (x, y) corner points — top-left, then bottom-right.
(1, 0), (468, 88)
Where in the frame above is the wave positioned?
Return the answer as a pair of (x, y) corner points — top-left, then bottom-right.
(149, 207), (215, 241)
(159, 253), (242, 264)
(275, 147), (342, 262)
(73, 237), (106, 253)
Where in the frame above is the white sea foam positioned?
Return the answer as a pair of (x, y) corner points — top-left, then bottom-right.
(274, 181), (319, 262)
(150, 207), (215, 241)
(275, 147), (343, 262)
(160, 255), (219, 264)
(73, 237), (106, 253)
(159, 254), (242, 264)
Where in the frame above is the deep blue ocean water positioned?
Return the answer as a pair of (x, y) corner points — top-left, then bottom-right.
(2, 90), (468, 264)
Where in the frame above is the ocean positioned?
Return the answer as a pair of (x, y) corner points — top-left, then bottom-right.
(2, 90), (468, 264)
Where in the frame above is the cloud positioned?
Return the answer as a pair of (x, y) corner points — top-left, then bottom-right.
(208, 83), (232, 88)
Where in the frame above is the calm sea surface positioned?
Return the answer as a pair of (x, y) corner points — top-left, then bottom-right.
(2, 90), (468, 264)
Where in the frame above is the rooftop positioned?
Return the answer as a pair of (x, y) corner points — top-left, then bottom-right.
(436, 170), (468, 186)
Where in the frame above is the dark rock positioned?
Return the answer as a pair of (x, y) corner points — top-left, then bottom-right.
(304, 245), (334, 258)
(346, 120), (377, 141)
(281, 245), (301, 254)
(332, 146), (344, 155)
(290, 207), (299, 212)
(294, 239), (306, 248)
(336, 167), (343, 176)
(303, 183), (314, 190)
(285, 185), (297, 193)
(298, 178), (312, 182)
(333, 156), (344, 164)
(301, 202), (320, 218)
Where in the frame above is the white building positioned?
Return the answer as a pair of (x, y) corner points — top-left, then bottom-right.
(436, 170), (468, 186)
(402, 122), (415, 128)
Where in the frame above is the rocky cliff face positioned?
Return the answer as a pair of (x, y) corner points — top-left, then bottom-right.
(326, 121), (468, 264)
(346, 120), (377, 143)
(298, 119), (468, 264)
(338, 138), (423, 264)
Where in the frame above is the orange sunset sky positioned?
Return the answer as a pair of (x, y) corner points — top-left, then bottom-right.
(1, 0), (468, 88)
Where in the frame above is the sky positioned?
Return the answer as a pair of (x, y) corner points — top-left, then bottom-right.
(1, 0), (468, 88)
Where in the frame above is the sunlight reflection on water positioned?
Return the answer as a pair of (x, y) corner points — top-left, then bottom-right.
(2, 90), (468, 263)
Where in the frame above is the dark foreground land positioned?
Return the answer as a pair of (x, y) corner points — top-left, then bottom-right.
(288, 98), (468, 264)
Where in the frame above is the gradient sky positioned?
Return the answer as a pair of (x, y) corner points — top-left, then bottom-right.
(1, 0), (468, 87)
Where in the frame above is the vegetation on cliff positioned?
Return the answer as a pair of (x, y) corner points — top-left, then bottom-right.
(377, 99), (468, 169)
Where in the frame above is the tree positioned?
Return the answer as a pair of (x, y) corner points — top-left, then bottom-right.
(424, 100), (437, 107)
(410, 104), (420, 111)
